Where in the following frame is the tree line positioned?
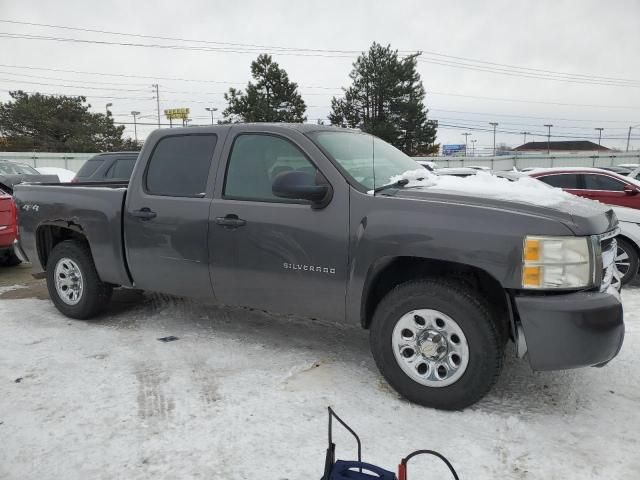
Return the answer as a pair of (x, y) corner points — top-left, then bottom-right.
(0, 42), (438, 155)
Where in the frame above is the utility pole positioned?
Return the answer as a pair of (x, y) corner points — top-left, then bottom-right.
(105, 103), (112, 116)
(489, 122), (498, 156)
(205, 107), (218, 125)
(152, 84), (160, 127)
(544, 124), (553, 154)
(595, 127), (604, 147)
(131, 111), (140, 143)
(520, 131), (531, 145)
(625, 125), (640, 152)
(471, 139), (477, 157)
(462, 133), (471, 156)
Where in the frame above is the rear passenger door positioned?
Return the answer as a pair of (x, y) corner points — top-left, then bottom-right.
(124, 131), (226, 298)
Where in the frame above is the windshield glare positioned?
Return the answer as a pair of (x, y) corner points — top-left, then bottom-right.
(310, 131), (422, 191)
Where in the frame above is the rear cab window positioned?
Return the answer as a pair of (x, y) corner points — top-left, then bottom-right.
(144, 134), (218, 197)
(105, 157), (137, 180)
(75, 157), (104, 178)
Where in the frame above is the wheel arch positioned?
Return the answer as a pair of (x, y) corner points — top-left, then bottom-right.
(36, 222), (92, 272)
(360, 256), (512, 341)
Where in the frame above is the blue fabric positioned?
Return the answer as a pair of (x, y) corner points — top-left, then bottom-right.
(330, 460), (396, 480)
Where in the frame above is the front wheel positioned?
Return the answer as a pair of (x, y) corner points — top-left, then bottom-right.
(46, 240), (113, 319)
(615, 238), (639, 285)
(370, 279), (504, 410)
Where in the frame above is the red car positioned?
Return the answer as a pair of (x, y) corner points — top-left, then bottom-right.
(528, 167), (640, 209)
(0, 187), (20, 266)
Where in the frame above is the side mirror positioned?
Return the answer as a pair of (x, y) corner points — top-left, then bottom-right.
(623, 185), (639, 196)
(272, 170), (332, 208)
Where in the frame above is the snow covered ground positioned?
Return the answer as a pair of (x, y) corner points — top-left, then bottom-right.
(0, 276), (638, 479)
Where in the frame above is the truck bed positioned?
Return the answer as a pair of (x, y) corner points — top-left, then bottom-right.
(13, 183), (132, 286)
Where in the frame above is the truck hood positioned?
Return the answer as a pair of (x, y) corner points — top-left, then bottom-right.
(390, 186), (617, 236)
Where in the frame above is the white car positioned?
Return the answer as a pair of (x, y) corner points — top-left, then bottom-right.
(35, 167), (76, 183)
(612, 206), (640, 284)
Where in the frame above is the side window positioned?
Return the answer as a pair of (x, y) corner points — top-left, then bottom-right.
(145, 135), (217, 197)
(224, 134), (317, 201)
(109, 158), (136, 180)
(583, 174), (625, 191)
(537, 174), (581, 189)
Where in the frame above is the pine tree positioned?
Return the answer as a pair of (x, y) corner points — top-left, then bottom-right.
(329, 43), (438, 155)
(223, 54), (306, 123)
(0, 91), (136, 152)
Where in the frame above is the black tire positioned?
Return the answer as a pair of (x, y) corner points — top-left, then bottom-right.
(616, 238), (639, 285)
(0, 251), (21, 267)
(369, 279), (504, 410)
(46, 240), (113, 319)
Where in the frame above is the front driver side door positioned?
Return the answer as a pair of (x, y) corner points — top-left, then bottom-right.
(209, 129), (350, 322)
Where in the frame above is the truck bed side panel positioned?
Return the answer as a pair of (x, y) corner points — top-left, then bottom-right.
(14, 184), (132, 286)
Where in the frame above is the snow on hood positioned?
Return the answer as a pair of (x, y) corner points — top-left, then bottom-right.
(384, 169), (608, 210)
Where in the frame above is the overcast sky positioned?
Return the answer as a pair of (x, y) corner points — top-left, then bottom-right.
(1, 0), (639, 152)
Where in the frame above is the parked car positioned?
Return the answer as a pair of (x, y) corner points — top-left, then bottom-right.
(72, 152), (139, 183)
(415, 160), (436, 171)
(0, 187), (20, 266)
(435, 167), (478, 177)
(36, 167), (76, 183)
(0, 160), (60, 193)
(601, 166), (633, 175)
(14, 124), (623, 410)
(466, 165), (491, 171)
(626, 166), (640, 181)
(528, 167), (640, 210)
(610, 206), (640, 284)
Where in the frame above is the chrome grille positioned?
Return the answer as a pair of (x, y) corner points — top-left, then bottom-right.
(599, 229), (621, 292)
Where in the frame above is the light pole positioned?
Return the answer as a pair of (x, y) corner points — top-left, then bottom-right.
(626, 124), (640, 152)
(131, 111), (140, 143)
(152, 84), (160, 127)
(462, 132), (471, 157)
(489, 122), (498, 156)
(544, 124), (553, 154)
(205, 107), (218, 125)
(105, 103), (113, 116)
(471, 139), (477, 157)
(595, 127), (604, 147)
(520, 131), (531, 145)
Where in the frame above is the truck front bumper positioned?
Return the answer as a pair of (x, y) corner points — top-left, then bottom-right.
(514, 289), (624, 371)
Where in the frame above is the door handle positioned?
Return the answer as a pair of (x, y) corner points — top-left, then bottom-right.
(130, 208), (157, 220)
(215, 214), (246, 228)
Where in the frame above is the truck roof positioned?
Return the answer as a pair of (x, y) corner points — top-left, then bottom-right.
(153, 123), (360, 135)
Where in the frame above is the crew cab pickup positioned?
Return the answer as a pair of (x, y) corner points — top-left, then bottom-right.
(13, 124), (625, 410)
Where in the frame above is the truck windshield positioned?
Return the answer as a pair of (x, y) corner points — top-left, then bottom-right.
(308, 131), (422, 191)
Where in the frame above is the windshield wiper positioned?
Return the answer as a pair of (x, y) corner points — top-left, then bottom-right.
(373, 178), (410, 194)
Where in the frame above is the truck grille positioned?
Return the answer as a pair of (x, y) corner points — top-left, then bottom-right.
(600, 231), (620, 292)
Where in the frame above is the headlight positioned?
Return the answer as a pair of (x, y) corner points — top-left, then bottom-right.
(522, 236), (592, 289)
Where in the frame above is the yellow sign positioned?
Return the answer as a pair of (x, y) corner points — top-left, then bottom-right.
(164, 108), (190, 120)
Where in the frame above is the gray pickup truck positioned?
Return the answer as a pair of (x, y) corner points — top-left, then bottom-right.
(13, 124), (624, 410)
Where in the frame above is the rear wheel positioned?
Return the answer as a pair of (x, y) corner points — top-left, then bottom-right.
(46, 240), (112, 319)
(615, 238), (639, 285)
(369, 279), (504, 410)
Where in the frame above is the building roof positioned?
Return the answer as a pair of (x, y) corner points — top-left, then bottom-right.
(513, 140), (610, 152)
